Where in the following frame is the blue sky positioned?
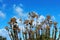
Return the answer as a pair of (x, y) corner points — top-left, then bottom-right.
(0, 0), (60, 40)
(0, 0), (60, 28)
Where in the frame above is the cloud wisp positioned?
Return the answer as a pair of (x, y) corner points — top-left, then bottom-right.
(0, 11), (6, 18)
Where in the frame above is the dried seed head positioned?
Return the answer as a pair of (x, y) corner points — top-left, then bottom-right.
(54, 22), (57, 25)
(46, 15), (51, 20)
(46, 25), (50, 30)
(18, 28), (20, 33)
(8, 22), (11, 24)
(10, 17), (16, 23)
(29, 20), (34, 25)
(49, 20), (52, 24)
(30, 11), (38, 18)
(41, 21), (45, 25)
(23, 32), (27, 34)
(24, 20), (29, 24)
(37, 26), (41, 30)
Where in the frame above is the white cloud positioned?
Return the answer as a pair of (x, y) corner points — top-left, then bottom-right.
(15, 6), (23, 16)
(0, 11), (5, 18)
(13, 4), (24, 17)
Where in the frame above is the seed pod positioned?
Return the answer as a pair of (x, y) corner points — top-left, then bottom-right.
(24, 20), (29, 24)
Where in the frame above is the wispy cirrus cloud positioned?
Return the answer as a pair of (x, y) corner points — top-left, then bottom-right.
(15, 6), (23, 16)
(0, 11), (6, 18)
(13, 4), (23, 16)
(13, 4), (28, 19)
